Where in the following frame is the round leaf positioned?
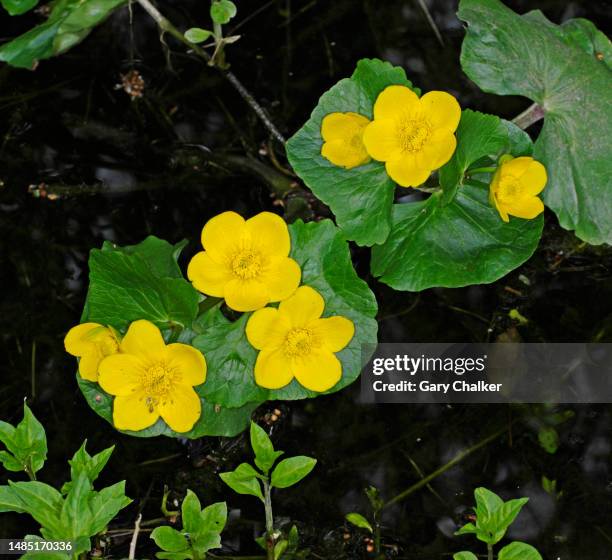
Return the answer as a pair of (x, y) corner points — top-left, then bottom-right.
(184, 27), (212, 44)
(286, 58), (420, 246)
(210, 0), (237, 24)
(498, 542), (543, 560)
(150, 526), (189, 553)
(459, 0), (612, 244)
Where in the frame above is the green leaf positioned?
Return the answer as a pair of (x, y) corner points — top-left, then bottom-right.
(439, 110), (532, 204)
(199, 501), (227, 534)
(458, 0), (612, 244)
(78, 376), (258, 439)
(454, 522), (477, 536)
(0, 0), (126, 69)
(488, 498), (529, 544)
(210, 0), (236, 24)
(538, 426), (559, 454)
(84, 236), (199, 331)
(151, 526), (190, 553)
(193, 219), (378, 406)
(5, 481), (64, 534)
(274, 539), (288, 560)
(60, 471), (93, 538)
(371, 185), (543, 291)
(181, 490), (202, 535)
(270, 456), (316, 489)
(498, 542), (543, 560)
(88, 480), (132, 535)
(286, 58), (420, 246)
(61, 441), (114, 494)
(345, 513), (373, 533)
(1, 0), (38, 16)
(250, 422), (283, 474)
(184, 27), (213, 43)
(0, 403), (47, 476)
(156, 553), (193, 560)
(453, 553), (478, 560)
(219, 463), (265, 502)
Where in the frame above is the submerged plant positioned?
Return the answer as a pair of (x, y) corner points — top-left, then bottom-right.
(220, 422), (316, 560)
(0, 406), (132, 558)
(151, 490), (227, 560)
(454, 487), (542, 560)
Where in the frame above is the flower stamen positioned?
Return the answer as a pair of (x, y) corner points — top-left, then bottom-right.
(284, 328), (318, 357)
(231, 250), (263, 280)
(396, 117), (431, 153)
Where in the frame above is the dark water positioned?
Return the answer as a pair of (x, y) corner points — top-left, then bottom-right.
(1, 0), (611, 558)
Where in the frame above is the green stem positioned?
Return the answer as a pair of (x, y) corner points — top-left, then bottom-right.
(487, 543), (494, 560)
(263, 480), (275, 560)
(25, 458), (37, 481)
(512, 102), (545, 130)
(383, 426), (508, 509)
(211, 18), (227, 68)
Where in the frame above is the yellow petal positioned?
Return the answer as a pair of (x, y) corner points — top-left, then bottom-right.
(187, 251), (232, 297)
(419, 91), (461, 132)
(254, 347), (294, 389)
(246, 307), (291, 350)
(120, 320), (166, 360)
(278, 285), (324, 326)
(321, 139), (370, 169)
(201, 211), (246, 263)
(373, 85), (419, 121)
(245, 212), (291, 258)
(293, 350), (341, 392)
(166, 343), (206, 386)
(500, 156), (532, 178)
(518, 160), (547, 195)
(98, 354), (144, 396)
(64, 323), (101, 357)
(321, 112), (370, 142)
(421, 128), (457, 169)
(261, 257), (301, 303)
(113, 392), (159, 431)
(158, 385), (202, 433)
(362, 119), (401, 162)
(78, 346), (104, 382)
(311, 316), (355, 352)
(508, 196), (544, 220)
(224, 278), (270, 312)
(489, 176), (510, 223)
(385, 153), (432, 187)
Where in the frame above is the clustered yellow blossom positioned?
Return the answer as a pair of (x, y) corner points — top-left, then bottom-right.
(321, 85), (460, 187)
(489, 155), (547, 222)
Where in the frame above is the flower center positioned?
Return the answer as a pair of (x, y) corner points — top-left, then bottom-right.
(498, 177), (525, 203)
(284, 328), (318, 358)
(141, 362), (177, 399)
(231, 250), (263, 280)
(396, 117), (431, 153)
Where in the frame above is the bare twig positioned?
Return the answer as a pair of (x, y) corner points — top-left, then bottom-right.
(134, 0), (286, 144)
(128, 514), (143, 559)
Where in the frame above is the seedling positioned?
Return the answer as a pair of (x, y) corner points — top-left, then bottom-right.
(454, 487), (542, 560)
(151, 490), (227, 560)
(220, 422), (316, 560)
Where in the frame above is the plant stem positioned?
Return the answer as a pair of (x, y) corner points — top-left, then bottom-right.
(487, 543), (494, 560)
(262, 479), (275, 560)
(512, 102), (545, 130)
(25, 459), (37, 481)
(134, 0), (285, 144)
(383, 426), (508, 509)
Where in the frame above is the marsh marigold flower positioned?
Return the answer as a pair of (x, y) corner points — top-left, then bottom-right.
(187, 211), (301, 312)
(362, 85), (461, 187)
(489, 155), (547, 222)
(64, 323), (120, 382)
(320, 112), (371, 169)
(246, 286), (354, 392)
(98, 320), (206, 433)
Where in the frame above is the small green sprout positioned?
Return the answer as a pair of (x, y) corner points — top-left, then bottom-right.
(454, 487), (542, 560)
(184, 0), (240, 68)
(220, 422), (316, 560)
(151, 490), (227, 560)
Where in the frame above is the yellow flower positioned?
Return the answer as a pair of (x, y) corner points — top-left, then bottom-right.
(98, 320), (206, 433)
(320, 112), (371, 169)
(64, 323), (120, 382)
(187, 211), (301, 312)
(362, 85), (461, 187)
(489, 155), (547, 222)
(246, 286), (355, 392)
